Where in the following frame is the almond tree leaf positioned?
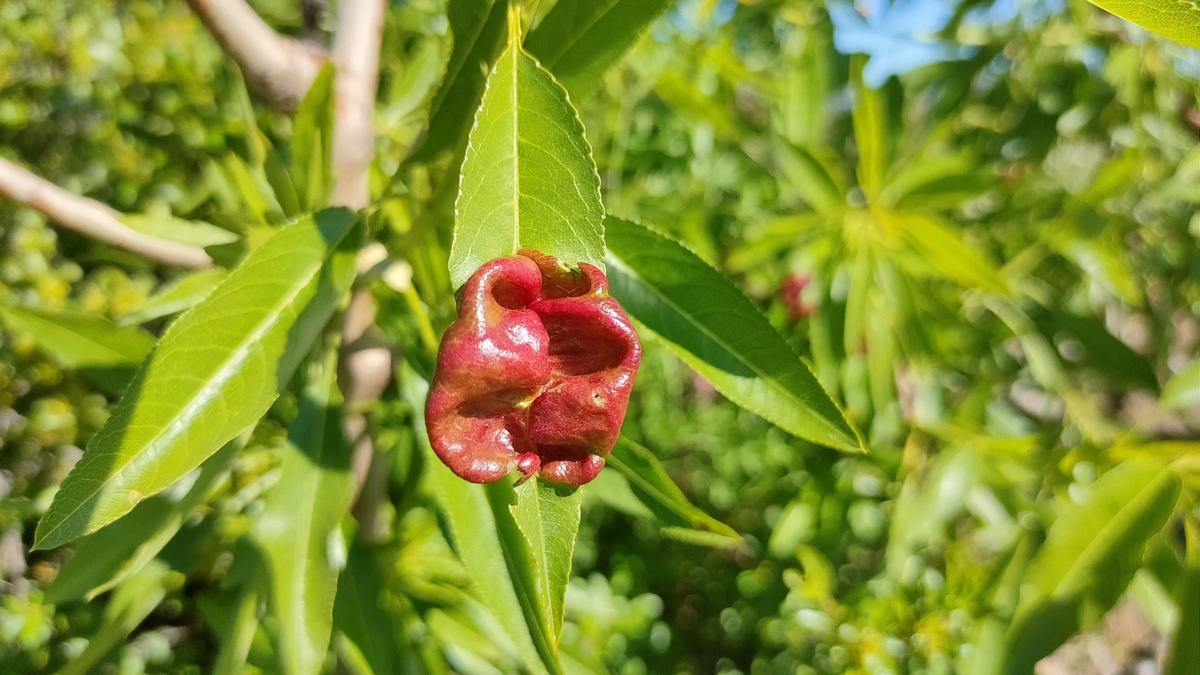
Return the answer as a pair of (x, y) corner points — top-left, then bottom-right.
(254, 338), (356, 675)
(33, 208), (362, 551)
(120, 212), (239, 248)
(1162, 360), (1200, 410)
(0, 304), (155, 370)
(604, 216), (863, 453)
(56, 560), (177, 675)
(598, 437), (740, 548)
(525, 0), (673, 99)
(1164, 522), (1200, 675)
(119, 268), (229, 325)
(510, 479), (582, 639)
(888, 211), (1009, 295)
(1086, 0), (1200, 48)
(399, 364), (561, 675)
(1003, 460), (1182, 674)
(44, 440), (238, 604)
(291, 64), (336, 212)
(333, 541), (405, 675)
(414, 0), (507, 160)
(450, 8), (604, 289)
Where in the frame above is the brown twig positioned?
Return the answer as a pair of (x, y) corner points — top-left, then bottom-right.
(0, 158), (212, 268)
(186, 0), (328, 112)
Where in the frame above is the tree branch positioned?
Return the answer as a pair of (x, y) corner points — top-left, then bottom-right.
(186, 0), (327, 112)
(0, 158), (212, 268)
(330, 0), (386, 209)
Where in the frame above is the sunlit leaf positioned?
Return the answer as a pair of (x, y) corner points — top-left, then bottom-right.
(1162, 360), (1200, 410)
(1003, 460), (1182, 674)
(34, 208), (362, 550)
(1086, 0), (1200, 48)
(0, 304), (155, 371)
(596, 437), (740, 548)
(119, 268), (229, 325)
(291, 64), (336, 212)
(450, 8), (604, 288)
(605, 216), (863, 453)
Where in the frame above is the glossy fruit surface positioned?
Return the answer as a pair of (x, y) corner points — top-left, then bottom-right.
(425, 250), (641, 486)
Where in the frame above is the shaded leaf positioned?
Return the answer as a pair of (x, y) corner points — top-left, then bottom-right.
(56, 560), (178, 675)
(254, 339), (356, 675)
(333, 541), (404, 675)
(415, 0), (507, 160)
(604, 216), (863, 453)
(526, 0), (673, 99)
(451, 10), (604, 288)
(119, 268), (229, 325)
(400, 365), (561, 674)
(1003, 461), (1182, 674)
(34, 208), (362, 550)
(1164, 521), (1200, 675)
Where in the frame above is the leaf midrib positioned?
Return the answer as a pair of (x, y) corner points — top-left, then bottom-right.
(605, 251), (858, 451)
(37, 232), (342, 547)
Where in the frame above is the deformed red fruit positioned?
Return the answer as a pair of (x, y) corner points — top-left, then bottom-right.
(425, 250), (641, 486)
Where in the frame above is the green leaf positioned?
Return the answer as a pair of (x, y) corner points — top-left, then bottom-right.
(56, 560), (179, 675)
(1086, 0), (1200, 48)
(33, 208), (362, 550)
(1003, 460), (1182, 674)
(292, 64), (336, 212)
(510, 479), (582, 638)
(120, 210), (239, 248)
(416, 0), (508, 160)
(0, 304), (155, 371)
(525, 0), (672, 99)
(888, 211), (1008, 295)
(1164, 522), (1200, 675)
(1162, 360), (1200, 409)
(597, 437), (740, 548)
(450, 9), (604, 288)
(776, 144), (845, 215)
(119, 268), (229, 325)
(44, 441), (238, 604)
(604, 216), (863, 453)
(850, 57), (887, 198)
(400, 366), (561, 674)
(333, 541), (404, 675)
(209, 582), (261, 675)
(254, 338), (356, 675)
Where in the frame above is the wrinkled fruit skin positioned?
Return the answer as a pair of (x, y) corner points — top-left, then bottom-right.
(425, 250), (641, 487)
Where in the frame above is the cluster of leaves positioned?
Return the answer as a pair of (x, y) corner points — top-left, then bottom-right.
(1, 1), (1198, 674)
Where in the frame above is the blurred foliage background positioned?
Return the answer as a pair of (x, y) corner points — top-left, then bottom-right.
(1, 0), (1198, 673)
